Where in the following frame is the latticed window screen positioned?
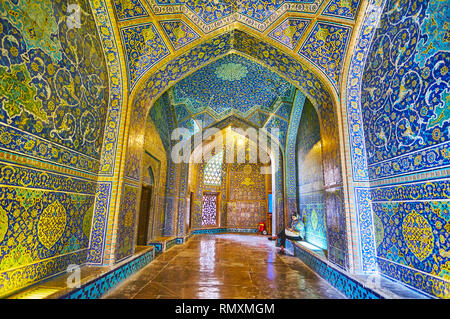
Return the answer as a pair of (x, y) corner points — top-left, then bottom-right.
(203, 152), (223, 186)
(201, 193), (218, 227)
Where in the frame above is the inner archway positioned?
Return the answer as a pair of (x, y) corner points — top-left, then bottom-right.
(133, 45), (341, 267)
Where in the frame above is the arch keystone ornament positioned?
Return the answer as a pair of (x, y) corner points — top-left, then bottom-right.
(402, 210), (434, 262)
(38, 200), (67, 249)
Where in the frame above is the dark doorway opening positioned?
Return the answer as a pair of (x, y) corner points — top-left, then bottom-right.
(137, 185), (152, 245)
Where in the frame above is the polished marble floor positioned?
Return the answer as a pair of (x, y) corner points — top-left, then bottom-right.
(104, 234), (345, 299)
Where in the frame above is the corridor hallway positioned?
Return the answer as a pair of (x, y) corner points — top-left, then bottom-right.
(104, 234), (344, 299)
(0, 0), (449, 301)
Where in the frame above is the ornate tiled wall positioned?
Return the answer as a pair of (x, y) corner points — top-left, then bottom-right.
(114, 184), (139, 262)
(94, 0), (362, 276)
(371, 180), (450, 298)
(296, 100), (328, 251)
(144, 108), (169, 239)
(146, 90), (183, 238)
(285, 90), (306, 218)
(343, 0), (450, 297)
(117, 30), (346, 266)
(0, 0), (386, 297)
(226, 163), (267, 229)
(176, 162), (189, 237)
(0, 0), (111, 295)
(293, 243), (382, 299)
(64, 248), (154, 299)
(299, 21), (352, 87)
(0, 0), (109, 163)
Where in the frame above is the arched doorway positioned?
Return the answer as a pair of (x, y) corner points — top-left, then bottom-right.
(137, 166), (155, 245)
(110, 29), (347, 270)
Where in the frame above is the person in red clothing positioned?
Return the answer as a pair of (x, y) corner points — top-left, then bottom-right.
(257, 220), (267, 235)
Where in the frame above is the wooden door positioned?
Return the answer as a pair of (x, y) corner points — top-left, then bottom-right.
(137, 185), (152, 245)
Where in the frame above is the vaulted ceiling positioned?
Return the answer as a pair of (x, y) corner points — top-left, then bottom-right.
(148, 53), (305, 150)
(171, 53), (294, 124)
(113, 0), (361, 92)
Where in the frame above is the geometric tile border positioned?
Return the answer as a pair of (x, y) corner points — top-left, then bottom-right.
(62, 248), (154, 299)
(354, 188), (377, 273)
(378, 256), (449, 299)
(292, 242), (383, 299)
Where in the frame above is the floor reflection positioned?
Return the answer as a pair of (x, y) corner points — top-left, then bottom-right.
(104, 234), (345, 299)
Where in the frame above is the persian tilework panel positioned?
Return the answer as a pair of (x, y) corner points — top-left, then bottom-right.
(371, 179), (450, 298)
(160, 20), (200, 50)
(298, 22), (352, 87)
(177, 163), (189, 235)
(286, 91), (306, 200)
(0, 0), (109, 164)
(151, 0), (321, 26)
(228, 164), (266, 200)
(172, 53), (292, 121)
(149, 243), (163, 253)
(236, 0), (286, 22)
(133, 31), (336, 147)
(232, 30), (341, 187)
(179, 118), (199, 136)
(90, 0), (125, 176)
(193, 199), (203, 229)
(0, 161), (97, 193)
(201, 193), (218, 227)
(191, 228), (226, 235)
(354, 188), (377, 272)
(275, 102), (293, 121)
(64, 249), (154, 299)
(274, 154), (284, 233)
(247, 111), (263, 127)
(264, 115), (289, 147)
(114, 184), (139, 263)
(377, 257), (450, 299)
(226, 202), (266, 229)
(120, 23), (170, 89)
(268, 18), (311, 50)
(166, 238), (177, 250)
(0, 184), (95, 296)
(163, 160), (178, 236)
(325, 188), (348, 270)
(174, 104), (191, 123)
(184, 1), (233, 24)
(0, 250), (88, 298)
(149, 94), (176, 156)
(177, 198), (186, 236)
(361, 0), (450, 180)
(195, 112), (215, 128)
(163, 196), (175, 236)
(112, 0), (149, 21)
(293, 245), (382, 299)
(300, 191), (327, 250)
(322, 0), (362, 20)
(203, 152), (223, 186)
(296, 99), (322, 189)
(87, 182), (112, 265)
(296, 99), (328, 250)
(227, 163), (266, 229)
(345, 0), (385, 181)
